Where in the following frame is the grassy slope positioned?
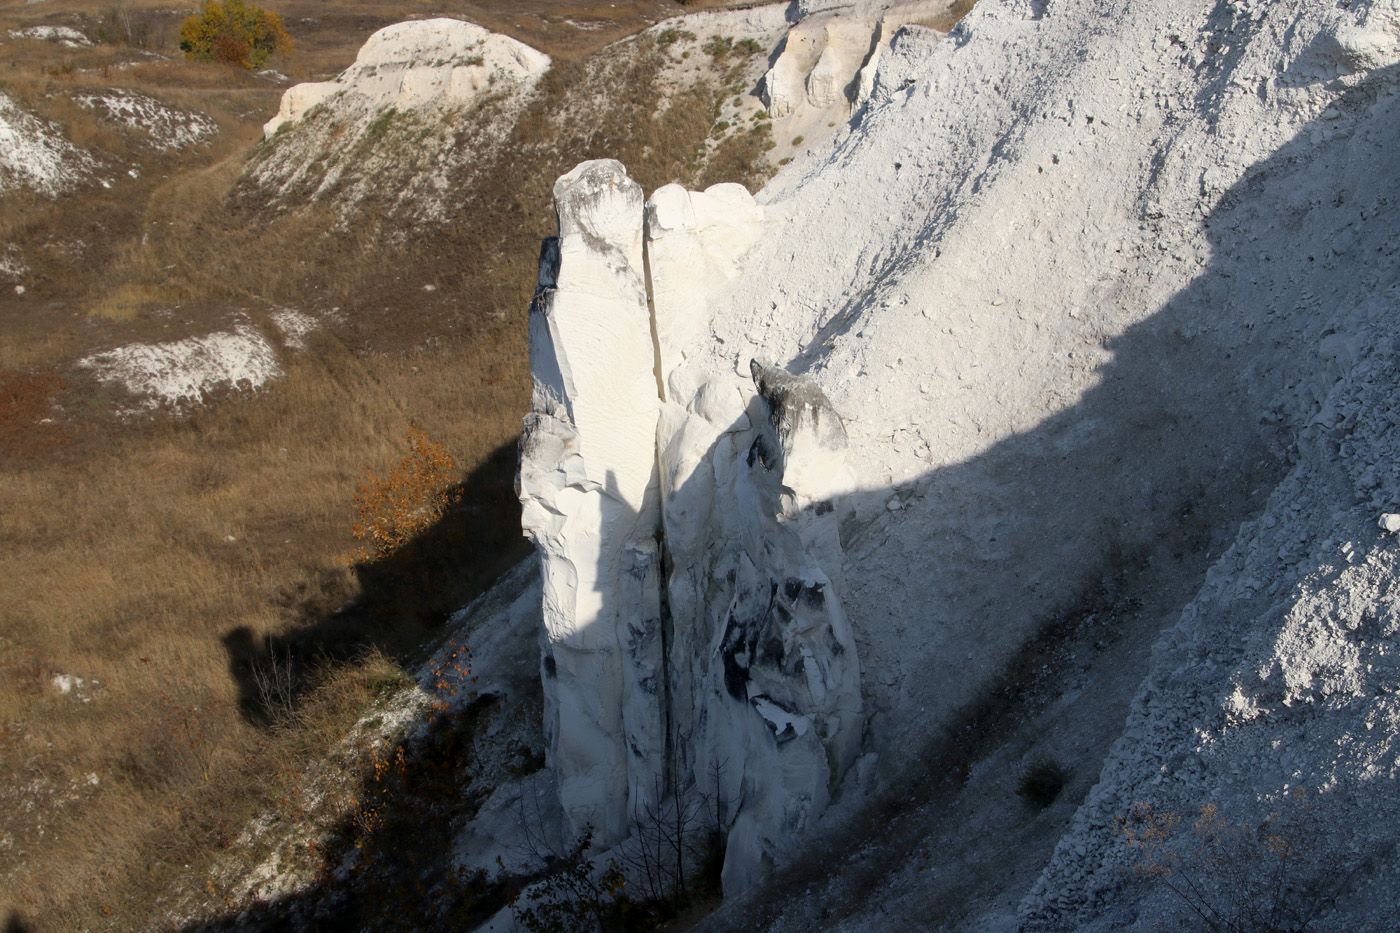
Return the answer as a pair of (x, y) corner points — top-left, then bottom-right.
(0, 1), (774, 928)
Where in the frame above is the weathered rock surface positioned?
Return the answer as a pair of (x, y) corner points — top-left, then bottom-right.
(519, 159), (862, 890)
(518, 160), (664, 846)
(758, 1), (952, 121)
(646, 181), (765, 401)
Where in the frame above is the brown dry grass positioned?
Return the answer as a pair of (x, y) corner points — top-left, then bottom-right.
(0, 1), (778, 927)
(0, 326), (533, 929)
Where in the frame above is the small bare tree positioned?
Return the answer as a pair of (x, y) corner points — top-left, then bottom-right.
(249, 645), (296, 724)
(615, 754), (728, 915)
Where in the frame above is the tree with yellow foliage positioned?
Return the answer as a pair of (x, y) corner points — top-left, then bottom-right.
(179, 0), (292, 69)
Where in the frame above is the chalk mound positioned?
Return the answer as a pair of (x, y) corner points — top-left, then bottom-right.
(263, 18), (549, 138)
(250, 18), (549, 218)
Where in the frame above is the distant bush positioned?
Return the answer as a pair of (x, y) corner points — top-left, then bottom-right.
(94, 4), (152, 49)
(179, 0), (292, 69)
(658, 27), (696, 47)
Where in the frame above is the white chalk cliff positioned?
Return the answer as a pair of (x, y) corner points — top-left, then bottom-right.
(518, 160), (863, 890)
(509, 0), (1400, 925)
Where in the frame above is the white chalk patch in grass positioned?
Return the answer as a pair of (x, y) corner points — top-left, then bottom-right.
(0, 91), (98, 195)
(268, 308), (317, 349)
(52, 674), (104, 702)
(0, 247), (25, 281)
(7, 25), (91, 46)
(75, 90), (218, 150)
(79, 322), (283, 410)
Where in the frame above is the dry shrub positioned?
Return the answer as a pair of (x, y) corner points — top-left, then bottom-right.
(1117, 792), (1365, 933)
(348, 426), (460, 563)
(1016, 758), (1068, 809)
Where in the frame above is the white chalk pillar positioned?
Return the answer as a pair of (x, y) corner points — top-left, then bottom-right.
(518, 160), (664, 844)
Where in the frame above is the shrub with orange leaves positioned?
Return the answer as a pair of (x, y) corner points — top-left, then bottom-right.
(179, 0), (292, 69)
(1116, 790), (1361, 933)
(348, 427), (460, 563)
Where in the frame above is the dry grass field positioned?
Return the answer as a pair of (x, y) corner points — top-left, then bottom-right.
(0, 0), (784, 928)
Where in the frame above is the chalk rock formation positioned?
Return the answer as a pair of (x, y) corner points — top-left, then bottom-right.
(660, 354), (861, 890)
(646, 182), (765, 401)
(518, 160), (664, 845)
(758, 1), (951, 120)
(519, 160), (862, 888)
(249, 18), (549, 218)
(264, 19), (549, 138)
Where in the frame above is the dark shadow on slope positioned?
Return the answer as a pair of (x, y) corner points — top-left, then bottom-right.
(184, 679), (546, 932)
(184, 56), (1400, 933)
(223, 439), (529, 728)
(189, 435), (545, 931)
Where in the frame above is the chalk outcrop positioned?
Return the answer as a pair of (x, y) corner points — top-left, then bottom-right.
(263, 18), (549, 138)
(518, 160), (862, 888)
(191, 0), (1400, 925)
(758, 1), (951, 121)
(251, 19), (548, 216)
(518, 160), (665, 844)
(520, 0), (1400, 925)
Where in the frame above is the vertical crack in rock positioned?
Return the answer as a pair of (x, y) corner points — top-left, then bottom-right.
(642, 230), (667, 403)
(521, 161), (862, 892)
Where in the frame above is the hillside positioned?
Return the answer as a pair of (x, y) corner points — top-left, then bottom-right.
(5, 0), (1399, 929)
(0, 0), (795, 928)
(501, 0), (1400, 930)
